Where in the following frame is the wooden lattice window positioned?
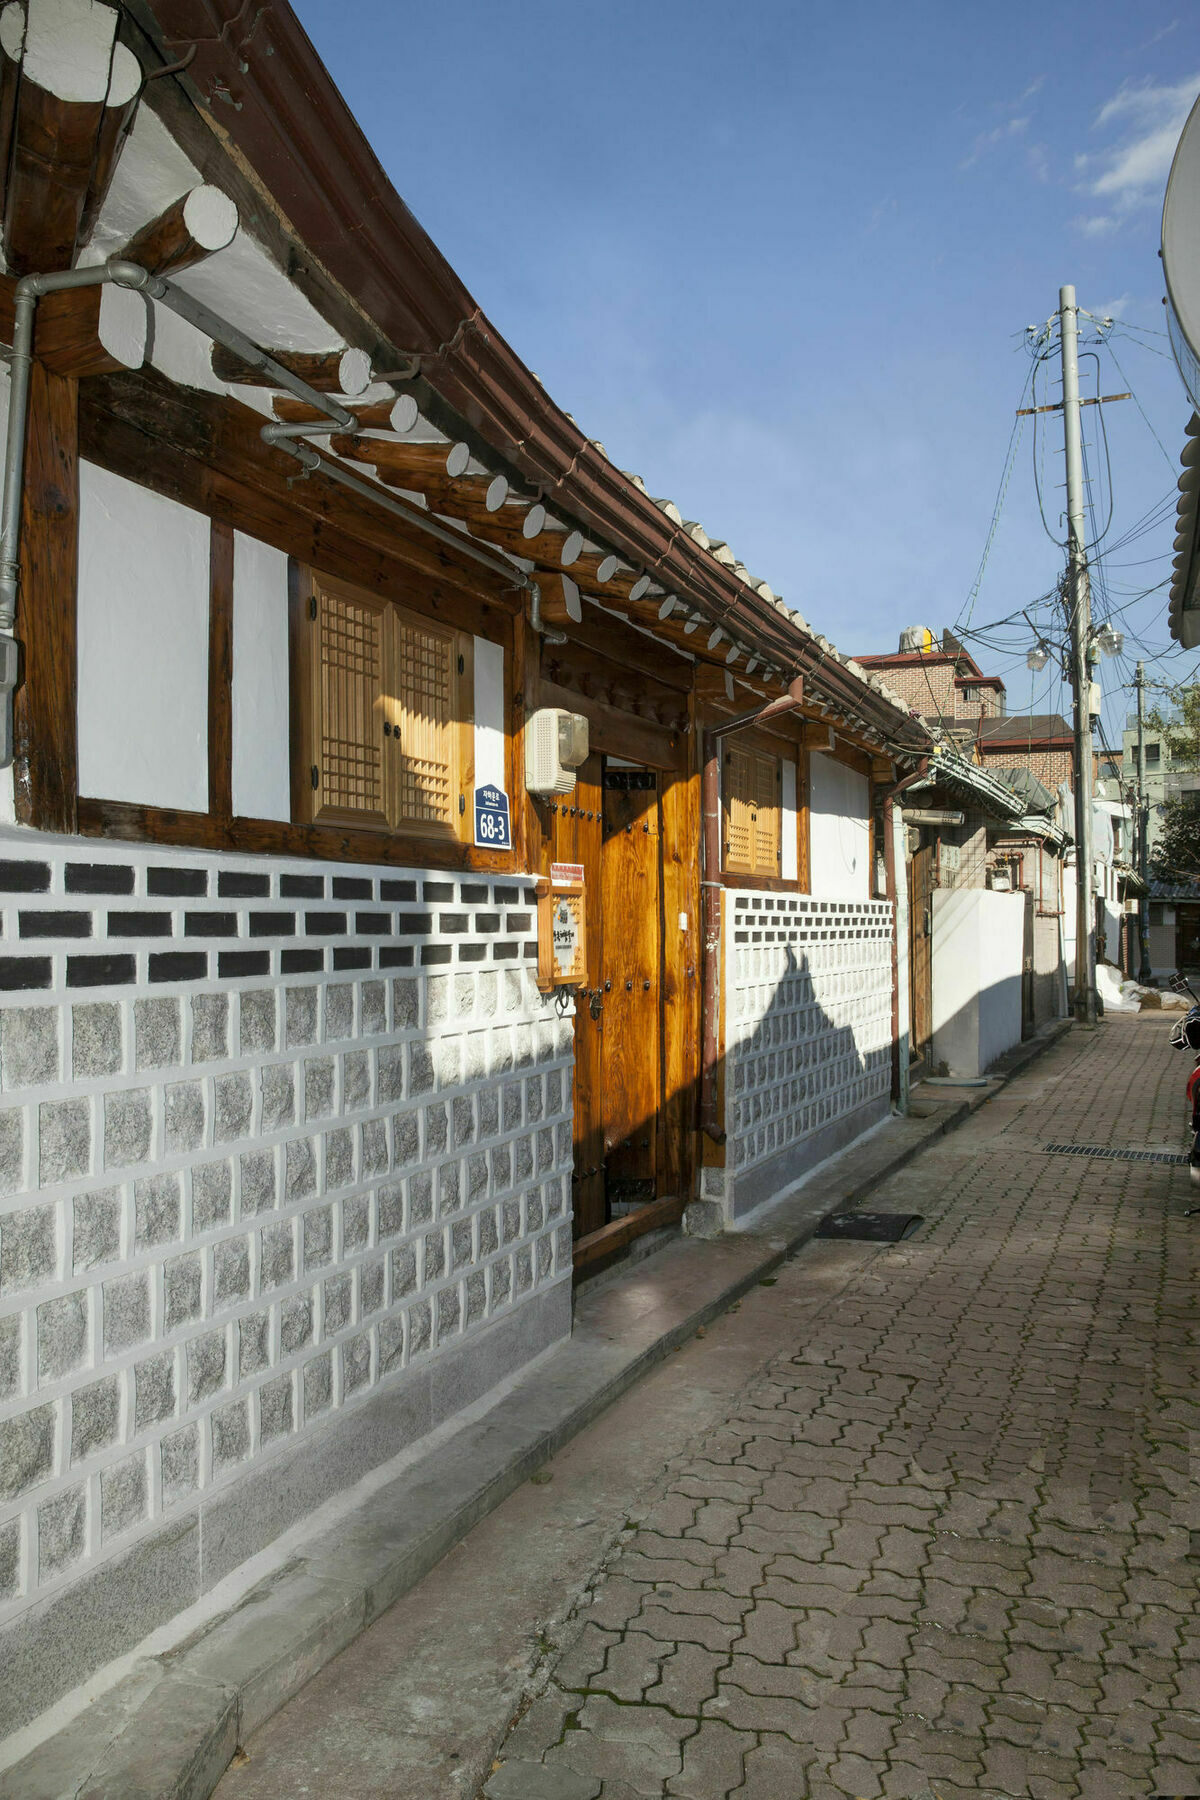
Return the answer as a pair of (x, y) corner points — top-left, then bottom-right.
(299, 568), (471, 839)
(722, 745), (782, 877)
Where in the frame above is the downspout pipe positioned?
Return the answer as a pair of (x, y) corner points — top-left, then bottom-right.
(699, 676), (806, 1142)
(881, 760), (929, 1108)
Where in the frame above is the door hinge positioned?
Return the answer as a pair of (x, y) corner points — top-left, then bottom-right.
(308, 594), (317, 620)
(457, 653), (465, 674)
(311, 764), (319, 790)
(459, 793), (466, 815)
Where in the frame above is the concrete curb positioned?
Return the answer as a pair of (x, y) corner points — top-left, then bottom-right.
(4, 1018), (1073, 1799)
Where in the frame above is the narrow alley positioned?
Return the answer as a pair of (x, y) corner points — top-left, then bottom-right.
(212, 1014), (1198, 1800)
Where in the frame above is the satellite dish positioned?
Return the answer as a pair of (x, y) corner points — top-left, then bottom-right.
(1163, 91), (1200, 412)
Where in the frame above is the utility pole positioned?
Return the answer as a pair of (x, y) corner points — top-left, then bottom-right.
(1135, 659), (1152, 982)
(1059, 284), (1097, 1025)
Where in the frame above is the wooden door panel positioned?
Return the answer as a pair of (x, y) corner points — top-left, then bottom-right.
(909, 842), (933, 1056)
(557, 756), (605, 1237)
(601, 768), (661, 1192)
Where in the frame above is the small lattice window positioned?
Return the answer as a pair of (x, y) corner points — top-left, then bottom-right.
(722, 746), (782, 877)
(300, 569), (471, 839)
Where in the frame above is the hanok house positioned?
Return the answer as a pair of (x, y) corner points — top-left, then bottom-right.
(0, 0), (929, 1743)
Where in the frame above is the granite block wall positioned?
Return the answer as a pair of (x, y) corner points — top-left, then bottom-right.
(705, 891), (893, 1219)
(0, 830), (573, 1729)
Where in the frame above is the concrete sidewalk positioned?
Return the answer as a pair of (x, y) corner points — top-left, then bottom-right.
(2, 1020), (1071, 1800)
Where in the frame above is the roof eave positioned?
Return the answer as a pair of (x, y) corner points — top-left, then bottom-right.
(127, 0), (927, 754)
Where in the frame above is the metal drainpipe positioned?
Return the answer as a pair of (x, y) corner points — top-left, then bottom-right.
(0, 255), (533, 767)
(880, 760), (929, 1110)
(699, 676), (805, 1142)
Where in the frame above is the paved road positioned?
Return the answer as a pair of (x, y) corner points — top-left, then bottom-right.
(218, 1015), (1199, 1799)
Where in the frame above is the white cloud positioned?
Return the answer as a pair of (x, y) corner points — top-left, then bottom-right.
(960, 112), (1031, 171)
(1093, 293), (1135, 321)
(1087, 74), (1200, 210)
(1073, 212), (1121, 237)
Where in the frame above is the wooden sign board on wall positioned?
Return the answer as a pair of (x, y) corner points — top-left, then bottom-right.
(537, 879), (587, 991)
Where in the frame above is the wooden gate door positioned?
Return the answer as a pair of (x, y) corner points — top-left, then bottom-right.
(552, 754), (605, 1237)
(908, 840), (934, 1067)
(600, 765), (663, 1208)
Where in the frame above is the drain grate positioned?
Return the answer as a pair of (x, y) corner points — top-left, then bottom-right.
(815, 1212), (924, 1242)
(1043, 1142), (1189, 1167)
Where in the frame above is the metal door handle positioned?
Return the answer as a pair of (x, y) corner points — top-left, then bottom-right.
(625, 978), (633, 991)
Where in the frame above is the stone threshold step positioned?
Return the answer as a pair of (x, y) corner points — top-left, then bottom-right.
(3, 1017), (1072, 1800)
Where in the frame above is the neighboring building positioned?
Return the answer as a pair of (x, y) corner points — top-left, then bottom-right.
(857, 629), (1006, 737)
(1120, 711), (1199, 860)
(0, 0), (930, 1746)
(974, 714), (1074, 791)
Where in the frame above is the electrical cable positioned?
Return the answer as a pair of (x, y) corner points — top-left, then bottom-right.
(957, 357), (1036, 632)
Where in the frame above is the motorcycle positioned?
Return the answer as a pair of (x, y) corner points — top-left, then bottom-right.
(1167, 974), (1200, 1195)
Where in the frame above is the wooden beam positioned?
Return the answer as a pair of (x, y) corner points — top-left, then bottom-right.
(545, 607), (693, 695)
(2, 2), (141, 275)
(34, 283), (148, 378)
(535, 569), (582, 627)
(76, 44), (141, 247)
(328, 434), (470, 487)
(272, 394), (418, 432)
(121, 185), (239, 277)
(81, 369), (519, 615)
(212, 342), (373, 395)
(572, 1193), (687, 1274)
(75, 794), (522, 874)
(539, 678), (685, 772)
(13, 362), (77, 831)
(208, 519), (234, 823)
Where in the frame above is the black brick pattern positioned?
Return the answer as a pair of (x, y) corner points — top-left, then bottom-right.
(0, 868), (538, 986)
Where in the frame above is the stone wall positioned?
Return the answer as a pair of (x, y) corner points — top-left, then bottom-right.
(0, 830), (573, 1738)
(703, 892), (893, 1221)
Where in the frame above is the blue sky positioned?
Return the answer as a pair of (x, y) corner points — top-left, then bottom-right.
(295, 1), (1198, 750)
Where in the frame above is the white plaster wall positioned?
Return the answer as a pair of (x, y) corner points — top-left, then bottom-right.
(473, 637), (505, 790)
(1061, 862), (1078, 985)
(809, 751), (870, 899)
(232, 532), (291, 822)
(931, 887), (1024, 1077)
(77, 463), (209, 812)
(780, 759), (798, 881)
(893, 807), (910, 1111)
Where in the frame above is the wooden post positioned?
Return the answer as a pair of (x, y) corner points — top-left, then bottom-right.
(13, 363), (78, 831)
(208, 519), (234, 823)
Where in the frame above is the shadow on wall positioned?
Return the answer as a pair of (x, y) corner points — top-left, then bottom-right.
(702, 921), (894, 1225)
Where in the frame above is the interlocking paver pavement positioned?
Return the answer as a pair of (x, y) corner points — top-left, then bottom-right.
(488, 1016), (1200, 1799)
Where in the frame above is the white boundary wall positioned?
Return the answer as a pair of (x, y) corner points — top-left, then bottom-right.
(931, 888), (1024, 1077)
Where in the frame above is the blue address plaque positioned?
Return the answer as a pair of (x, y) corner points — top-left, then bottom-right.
(473, 783), (512, 850)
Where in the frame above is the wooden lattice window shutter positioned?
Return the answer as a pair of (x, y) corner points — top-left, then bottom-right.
(723, 746), (782, 877)
(723, 747), (756, 874)
(302, 568), (470, 840)
(755, 754), (782, 874)
(391, 616), (459, 830)
(310, 578), (390, 828)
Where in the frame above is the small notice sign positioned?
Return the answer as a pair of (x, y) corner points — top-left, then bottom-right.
(551, 861), (584, 886)
(536, 877), (587, 991)
(473, 784), (511, 850)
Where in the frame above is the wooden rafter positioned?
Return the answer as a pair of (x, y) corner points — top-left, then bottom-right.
(212, 342), (372, 394)
(120, 185), (238, 277)
(1, 0), (143, 276)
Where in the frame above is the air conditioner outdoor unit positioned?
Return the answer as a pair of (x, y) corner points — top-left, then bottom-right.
(525, 707), (589, 796)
